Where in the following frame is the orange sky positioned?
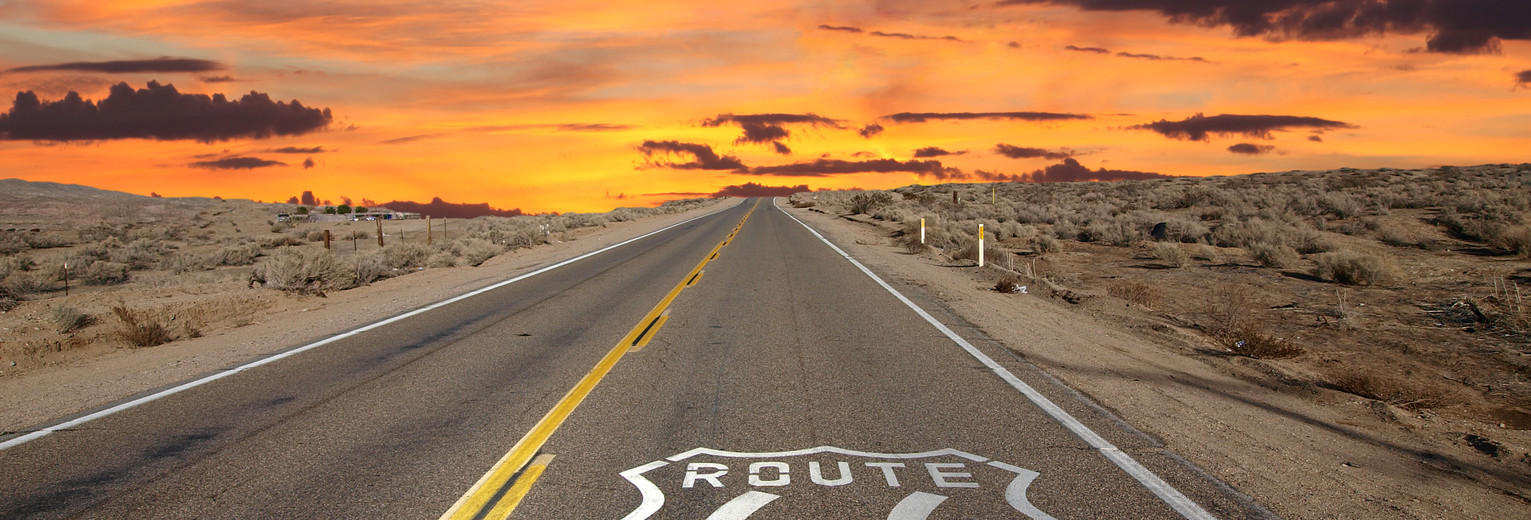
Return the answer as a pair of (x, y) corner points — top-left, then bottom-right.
(1, 1), (1528, 213)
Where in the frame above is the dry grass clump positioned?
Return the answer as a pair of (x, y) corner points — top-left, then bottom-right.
(1108, 281), (1160, 307)
(81, 260), (130, 285)
(250, 247), (357, 294)
(1226, 322), (1304, 359)
(352, 255), (392, 285)
(305, 229), (328, 242)
(1310, 250), (1399, 285)
(1248, 243), (1301, 269)
(51, 305), (93, 333)
(111, 305), (174, 348)
(1034, 235), (1062, 254)
(994, 276), (1026, 293)
(1328, 369), (1462, 409)
(428, 252), (457, 268)
(1150, 242), (1191, 267)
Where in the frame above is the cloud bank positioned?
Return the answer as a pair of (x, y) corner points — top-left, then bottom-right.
(380, 197), (524, 219)
(6, 57), (225, 74)
(1001, 0), (1530, 54)
(994, 143), (1074, 160)
(1131, 113), (1353, 141)
(190, 156), (286, 170)
(0, 81), (332, 142)
(711, 182), (812, 198)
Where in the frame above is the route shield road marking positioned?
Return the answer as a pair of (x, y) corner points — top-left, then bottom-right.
(620, 446), (1056, 519)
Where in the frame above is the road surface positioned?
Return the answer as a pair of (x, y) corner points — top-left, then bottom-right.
(0, 198), (1265, 519)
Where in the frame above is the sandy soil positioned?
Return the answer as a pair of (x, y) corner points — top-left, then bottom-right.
(0, 198), (737, 435)
(783, 200), (1530, 519)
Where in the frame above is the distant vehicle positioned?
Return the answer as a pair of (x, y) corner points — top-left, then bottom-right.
(276, 213), (291, 222)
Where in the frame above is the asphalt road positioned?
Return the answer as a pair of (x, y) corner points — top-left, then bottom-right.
(0, 198), (1267, 519)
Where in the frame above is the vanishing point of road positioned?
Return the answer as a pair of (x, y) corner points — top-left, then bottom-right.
(0, 198), (1268, 519)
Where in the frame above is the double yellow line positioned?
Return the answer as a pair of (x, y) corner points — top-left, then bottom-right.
(439, 200), (759, 520)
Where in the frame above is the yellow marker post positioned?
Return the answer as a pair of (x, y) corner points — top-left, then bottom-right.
(978, 223), (985, 267)
(920, 218), (925, 245)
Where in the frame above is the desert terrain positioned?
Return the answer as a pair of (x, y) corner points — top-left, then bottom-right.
(4, 166), (1530, 518)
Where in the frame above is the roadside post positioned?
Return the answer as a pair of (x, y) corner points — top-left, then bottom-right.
(920, 218), (926, 244)
(978, 224), (985, 267)
(427, 216), (433, 246)
(323, 229), (331, 250)
(376, 220), (384, 247)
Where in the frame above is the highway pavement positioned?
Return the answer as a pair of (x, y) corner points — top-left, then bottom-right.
(0, 198), (1267, 519)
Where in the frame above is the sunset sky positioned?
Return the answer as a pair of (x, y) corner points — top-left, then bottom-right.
(1, 1), (1528, 214)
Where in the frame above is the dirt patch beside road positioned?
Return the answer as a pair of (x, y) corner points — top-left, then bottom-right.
(782, 197), (1530, 519)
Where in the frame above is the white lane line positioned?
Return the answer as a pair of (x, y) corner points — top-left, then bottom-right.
(772, 198), (1217, 520)
(0, 201), (743, 452)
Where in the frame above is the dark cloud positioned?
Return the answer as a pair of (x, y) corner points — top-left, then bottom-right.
(710, 182), (813, 198)
(0, 81), (332, 142)
(913, 146), (965, 158)
(302, 157), (315, 169)
(1116, 51), (1208, 62)
(1064, 45), (1110, 53)
(818, 24), (864, 33)
(301, 191), (317, 206)
(268, 146), (325, 154)
(1228, 143), (1277, 155)
(702, 113), (841, 152)
(859, 123), (884, 138)
(200, 75), (238, 83)
(1008, 41), (1023, 48)
(643, 191), (710, 197)
(636, 140), (747, 171)
(379, 197), (524, 219)
(884, 111), (1091, 123)
(190, 156), (286, 170)
(1308, 135), (1325, 142)
(870, 31), (963, 42)
(1516, 69), (1531, 89)
(1026, 158), (1170, 182)
(999, 0), (1530, 54)
(749, 158), (955, 177)
(1130, 113), (1354, 141)
(995, 143), (1074, 160)
(6, 57), (225, 74)
(974, 170), (1027, 182)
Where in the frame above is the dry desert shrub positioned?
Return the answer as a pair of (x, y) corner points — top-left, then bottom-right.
(1310, 250), (1399, 285)
(381, 243), (431, 269)
(51, 305), (93, 333)
(81, 260), (130, 285)
(1150, 242), (1191, 267)
(251, 247), (357, 294)
(352, 255), (392, 285)
(0, 284), (20, 312)
(112, 305), (174, 348)
(1248, 243), (1301, 269)
(0, 232), (26, 255)
(1033, 234), (1062, 254)
(428, 252), (457, 268)
(849, 191), (894, 215)
(452, 238), (506, 266)
(305, 229), (327, 242)
(1191, 244), (1223, 263)
(1108, 281), (1160, 307)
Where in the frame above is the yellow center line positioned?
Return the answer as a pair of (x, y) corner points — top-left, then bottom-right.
(439, 199), (759, 520)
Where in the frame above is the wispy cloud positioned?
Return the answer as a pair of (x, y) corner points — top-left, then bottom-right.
(6, 57), (225, 74)
(637, 140), (747, 171)
(190, 156), (286, 170)
(883, 111), (1092, 123)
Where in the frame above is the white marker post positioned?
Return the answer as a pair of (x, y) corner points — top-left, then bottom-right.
(920, 218), (926, 245)
(978, 224), (985, 267)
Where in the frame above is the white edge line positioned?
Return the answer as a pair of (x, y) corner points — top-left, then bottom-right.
(0, 200), (743, 452)
(771, 198), (1217, 520)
